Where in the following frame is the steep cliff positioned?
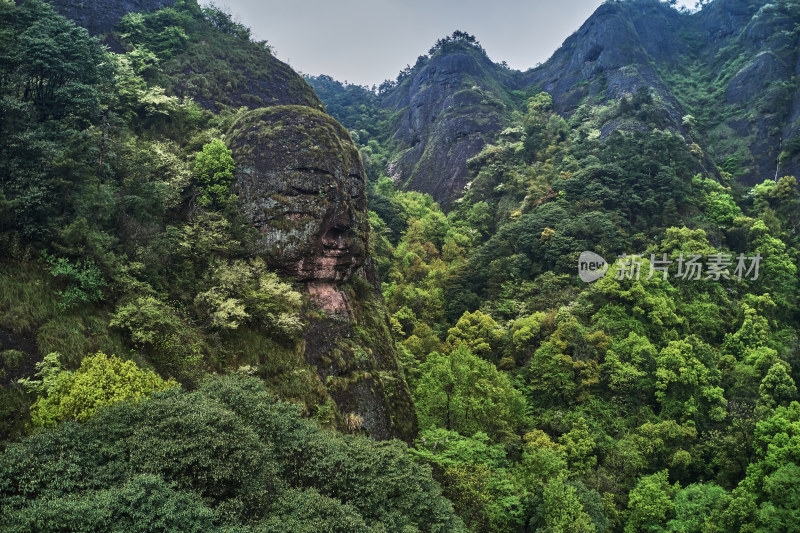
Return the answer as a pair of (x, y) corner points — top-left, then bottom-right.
(379, 40), (519, 208)
(228, 106), (415, 439)
(316, 0), (798, 206)
(513, 0), (800, 185)
(43, 0), (175, 35)
(45, 0), (322, 111)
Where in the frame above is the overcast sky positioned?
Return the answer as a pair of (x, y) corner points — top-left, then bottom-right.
(212, 0), (696, 87)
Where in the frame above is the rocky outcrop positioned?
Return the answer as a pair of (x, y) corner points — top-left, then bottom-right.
(381, 44), (516, 208)
(229, 105), (415, 441)
(43, 0), (176, 35)
(45, 0), (322, 112)
(372, 0), (799, 204)
(229, 106), (368, 284)
(520, 1), (686, 123)
(47, 0), (414, 440)
(520, 0), (800, 185)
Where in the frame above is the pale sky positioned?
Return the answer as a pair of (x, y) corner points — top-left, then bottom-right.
(213, 0), (696, 87)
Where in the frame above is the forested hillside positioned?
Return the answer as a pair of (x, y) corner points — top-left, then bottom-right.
(1, 0), (799, 531)
(305, 0), (800, 530)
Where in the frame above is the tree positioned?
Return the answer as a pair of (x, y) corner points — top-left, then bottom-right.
(446, 310), (505, 361)
(539, 475), (597, 533)
(414, 346), (527, 441)
(110, 296), (203, 378)
(559, 417), (597, 475)
(759, 363), (797, 408)
(667, 483), (730, 533)
(194, 139), (234, 207)
(655, 338), (727, 425)
(625, 470), (679, 533)
(0, 375), (466, 532)
(21, 352), (176, 427)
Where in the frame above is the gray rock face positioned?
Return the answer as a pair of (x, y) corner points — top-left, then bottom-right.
(228, 105), (415, 441)
(228, 106), (368, 284)
(373, 0), (800, 204)
(701, 0), (760, 47)
(382, 46), (514, 208)
(521, 1), (684, 122)
(726, 51), (790, 105)
(44, 0), (176, 35)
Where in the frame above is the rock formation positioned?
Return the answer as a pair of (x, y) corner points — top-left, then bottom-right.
(43, 0), (176, 35)
(229, 106), (368, 289)
(381, 43), (517, 208)
(44, 0), (416, 441)
(228, 105), (415, 440)
(363, 0), (799, 206)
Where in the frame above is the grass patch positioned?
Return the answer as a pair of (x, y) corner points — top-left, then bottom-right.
(0, 263), (59, 335)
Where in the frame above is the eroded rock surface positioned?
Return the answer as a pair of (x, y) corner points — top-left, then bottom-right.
(229, 106), (368, 284)
(45, 0), (175, 35)
(229, 105), (415, 441)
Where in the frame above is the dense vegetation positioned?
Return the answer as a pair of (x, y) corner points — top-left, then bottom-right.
(0, 0), (460, 527)
(1, 0), (799, 532)
(312, 28), (800, 533)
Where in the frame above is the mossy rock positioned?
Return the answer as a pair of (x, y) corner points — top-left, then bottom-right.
(228, 106), (369, 282)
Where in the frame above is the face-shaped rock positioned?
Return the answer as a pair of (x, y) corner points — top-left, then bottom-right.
(228, 106), (368, 282)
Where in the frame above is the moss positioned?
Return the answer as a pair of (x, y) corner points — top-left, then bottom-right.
(228, 105), (361, 168)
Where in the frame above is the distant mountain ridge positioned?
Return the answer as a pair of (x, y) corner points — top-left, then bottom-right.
(311, 0), (800, 206)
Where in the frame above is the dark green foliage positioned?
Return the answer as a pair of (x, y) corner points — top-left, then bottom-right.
(350, 61), (800, 533)
(0, 375), (465, 532)
(43, 253), (106, 310)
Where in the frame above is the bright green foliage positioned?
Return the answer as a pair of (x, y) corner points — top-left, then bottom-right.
(540, 475), (597, 533)
(414, 346), (526, 441)
(747, 219), (798, 312)
(692, 175), (742, 226)
(110, 296), (203, 378)
(2, 0), (800, 530)
(411, 428), (507, 468)
(559, 417), (597, 475)
(625, 470), (679, 533)
(521, 311), (609, 408)
(666, 483), (729, 533)
(654, 338), (726, 425)
(601, 332), (657, 403)
(193, 139), (234, 207)
(757, 462), (800, 532)
(22, 352), (176, 427)
(759, 363), (798, 408)
(510, 311), (548, 361)
(411, 428), (525, 532)
(194, 258), (303, 338)
(516, 430), (568, 494)
(446, 309), (505, 361)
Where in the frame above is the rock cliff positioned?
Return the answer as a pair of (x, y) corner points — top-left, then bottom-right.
(43, 0), (175, 35)
(228, 106), (415, 440)
(320, 0), (799, 206)
(381, 42), (517, 208)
